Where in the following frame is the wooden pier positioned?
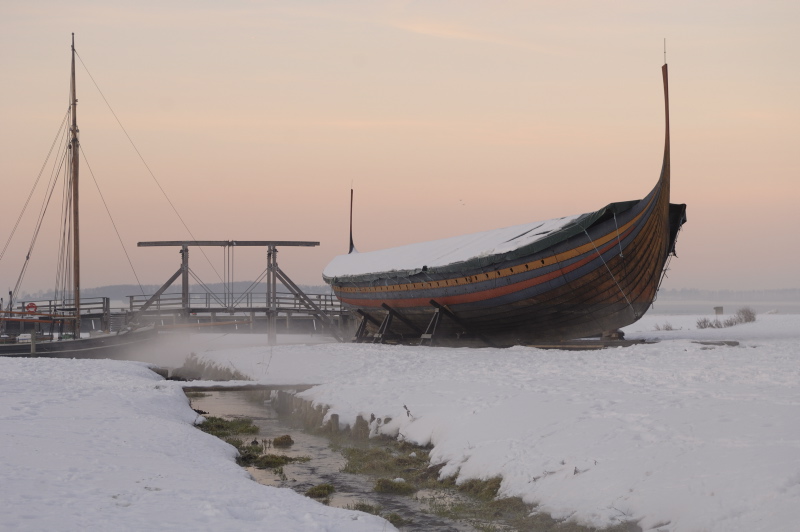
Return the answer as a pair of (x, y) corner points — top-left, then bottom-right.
(133, 240), (347, 343)
(2, 240), (351, 343)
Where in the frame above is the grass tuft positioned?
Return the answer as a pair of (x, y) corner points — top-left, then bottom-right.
(457, 477), (502, 500)
(384, 512), (407, 527)
(175, 353), (250, 381)
(253, 454), (292, 468)
(345, 500), (381, 515)
(698, 307), (757, 329)
(305, 483), (336, 498)
(374, 478), (417, 495)
(197, 416), (258, 438)
(273, 434), (294, 447)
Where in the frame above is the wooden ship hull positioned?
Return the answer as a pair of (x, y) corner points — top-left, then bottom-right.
(324, 65), (686, 347)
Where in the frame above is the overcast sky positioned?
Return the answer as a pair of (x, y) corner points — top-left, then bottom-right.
(1, 1), (798, 295)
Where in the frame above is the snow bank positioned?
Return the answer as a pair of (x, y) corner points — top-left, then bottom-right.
(192, 314), (800, 531)
(0, 358), (392, 531)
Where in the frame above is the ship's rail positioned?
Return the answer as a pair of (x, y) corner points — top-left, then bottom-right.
(6, 297), (110, 318)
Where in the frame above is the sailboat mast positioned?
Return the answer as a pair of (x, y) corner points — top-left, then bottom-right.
(70, 33), (81, 336)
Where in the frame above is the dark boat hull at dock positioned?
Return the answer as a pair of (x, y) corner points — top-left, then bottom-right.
(0, 328), (158, 359)
(324, 65), (686, 347)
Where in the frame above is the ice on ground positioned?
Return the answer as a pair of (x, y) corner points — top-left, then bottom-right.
(0, 358), (392, 532)
(187, 314), (800, 531)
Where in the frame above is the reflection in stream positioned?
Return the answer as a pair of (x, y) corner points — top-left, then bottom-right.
(190, 390), (483, 532)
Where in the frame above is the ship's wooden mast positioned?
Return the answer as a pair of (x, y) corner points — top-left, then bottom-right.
(70, 33), (81, 335)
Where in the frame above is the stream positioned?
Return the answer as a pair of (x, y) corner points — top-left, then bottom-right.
(190, 390), (488, 532)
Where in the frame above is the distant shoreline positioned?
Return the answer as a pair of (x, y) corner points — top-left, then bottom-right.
(18, 284), (800, 315)
(650, 299), (800, 315)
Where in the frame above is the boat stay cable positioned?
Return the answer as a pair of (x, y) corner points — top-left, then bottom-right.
(74, 50), (227, 290)
(0, 109), (70, 267)
(582, 227), (637, 319)
(233, 266), (271, 307)
(612, 210), (631, 287)
(612, 212), (624, 259)
(54, 151), (73, 305)
(79, 144), (146, 295)
(187, 268), (227, 308)
(11, 118), (73, 304)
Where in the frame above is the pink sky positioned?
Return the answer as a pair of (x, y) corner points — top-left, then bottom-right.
(1, 1), (798, 294)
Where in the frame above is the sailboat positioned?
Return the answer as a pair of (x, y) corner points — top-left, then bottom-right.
(0, 35), (156, 357)
(324, 64), (687, 347)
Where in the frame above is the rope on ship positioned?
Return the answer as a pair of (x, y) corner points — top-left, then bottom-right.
(583, 228), (637, 319)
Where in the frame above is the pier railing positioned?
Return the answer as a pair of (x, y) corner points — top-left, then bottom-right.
(126, 292), (343, 314)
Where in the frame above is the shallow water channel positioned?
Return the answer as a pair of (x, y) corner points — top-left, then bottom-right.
(190, 390), (487, 532)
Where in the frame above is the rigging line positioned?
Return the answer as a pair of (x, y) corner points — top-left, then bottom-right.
(232, 266), (270, 307)
(222, 247), (228, 306)
(12, 139), (72, 303)
(226, 246), (232, 305)
(59, 168), (74, 303)
(0, 108), (71, 264)
(79, 145), (146, 296)
(187, 268), (227, 308)
(582, 228), (636, 317)
(227, 247), (232, 306)
(54, 152), (72, 301)
(653, 253), (673, 305)
(222, 245), (234, 304)
(612, 211), (630, 287)
(612, 212), (624, 258)
(654, 224), (683, 302)
(28, 143), (70, 252)
(74, 50), (225, 286)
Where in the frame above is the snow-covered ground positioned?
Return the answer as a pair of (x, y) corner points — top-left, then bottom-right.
(187, 313), (800, 531)
(2, 313), (798, 531)
(0, 358), (392, 531)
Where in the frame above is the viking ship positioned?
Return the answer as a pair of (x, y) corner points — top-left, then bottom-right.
(323, 64), (686, 347)
(0, 35), (156, 358)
